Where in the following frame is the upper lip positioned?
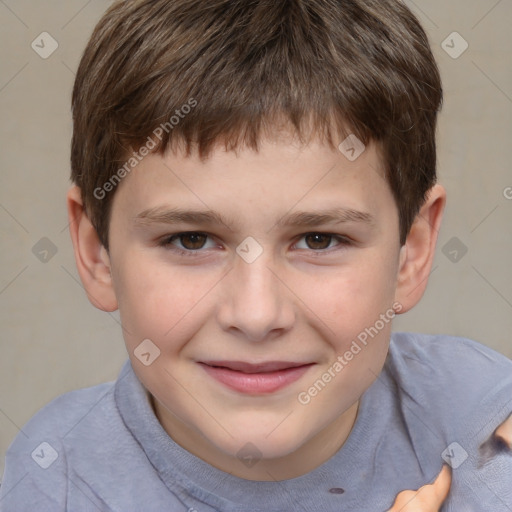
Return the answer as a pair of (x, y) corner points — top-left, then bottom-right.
(199, 361), (313, 373)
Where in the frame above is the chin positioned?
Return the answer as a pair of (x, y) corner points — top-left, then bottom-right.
(217, 421), (313, 460)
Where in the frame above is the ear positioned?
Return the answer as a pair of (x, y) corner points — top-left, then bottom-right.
(394, 184), (446, 313)
(66, 185), (118, 312)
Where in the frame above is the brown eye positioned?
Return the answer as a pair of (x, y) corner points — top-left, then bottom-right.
(294, 233), (352, 253)
(304, 233), (333, 250)
(160, 232), (212, 252)
(176, 233), (208, 250)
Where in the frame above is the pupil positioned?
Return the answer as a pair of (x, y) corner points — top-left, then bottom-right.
(306, 234), (330, 250)
(182, 233), (205, 250)
(179, 233), (332, 251)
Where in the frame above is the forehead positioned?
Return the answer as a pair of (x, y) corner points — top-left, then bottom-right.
(111, 136), (394, 229)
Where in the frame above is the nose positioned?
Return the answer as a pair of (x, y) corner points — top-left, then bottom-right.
(216, 249), (295, 342)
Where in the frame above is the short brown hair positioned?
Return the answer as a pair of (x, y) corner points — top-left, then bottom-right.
(71, 0), (442, 249)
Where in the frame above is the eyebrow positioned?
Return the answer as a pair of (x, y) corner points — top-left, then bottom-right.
(134, 206), (375, 231)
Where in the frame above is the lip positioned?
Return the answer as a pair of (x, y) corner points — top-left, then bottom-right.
(198, 360), (315, 394)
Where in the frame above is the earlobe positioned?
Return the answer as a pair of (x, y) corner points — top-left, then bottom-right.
(394, 184), (446, 313)
(66, 185), (118, 312)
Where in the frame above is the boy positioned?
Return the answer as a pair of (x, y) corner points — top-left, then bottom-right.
(1, 0), (511, 510)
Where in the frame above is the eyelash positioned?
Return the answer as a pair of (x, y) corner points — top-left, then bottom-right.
(157, 231), (353, 258)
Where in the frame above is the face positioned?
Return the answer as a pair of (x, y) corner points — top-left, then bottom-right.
(105, 135), (404, 478)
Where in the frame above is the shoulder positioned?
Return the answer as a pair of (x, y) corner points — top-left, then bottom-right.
(0, 362), (170, 511)
(384, 332), (512, 509)
(385, 332), (512, 434)
(0, 380), (116, 510)
(387, 331), (512, 392)
(388, 330), (512, 367)
(17, 380), (115, 441)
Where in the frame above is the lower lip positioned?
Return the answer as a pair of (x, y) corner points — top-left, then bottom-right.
(199, 363), (314, 394)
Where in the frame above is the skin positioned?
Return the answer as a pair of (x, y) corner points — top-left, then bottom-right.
(479, 413), (512, 464)
(388, 465), (452, 512)
(67, 132), (447, 505)
(495, 414), (512, 449)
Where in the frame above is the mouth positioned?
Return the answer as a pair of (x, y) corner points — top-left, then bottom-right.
(198, 360), (315, 394)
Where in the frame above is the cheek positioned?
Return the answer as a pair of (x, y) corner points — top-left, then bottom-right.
(294, 254), (398, 339)
(112, 252), (218, 350)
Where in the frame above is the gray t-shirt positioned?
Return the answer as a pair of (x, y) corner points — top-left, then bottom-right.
(1, 332), (511, 511)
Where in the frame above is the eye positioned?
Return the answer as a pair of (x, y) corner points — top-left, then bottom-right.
(294, 233), (352, 252)
(158, 232), (217, 255)
(158, 231), (352, 258)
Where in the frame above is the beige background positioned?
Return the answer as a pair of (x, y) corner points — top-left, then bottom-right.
(1, 0), (511, 480)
